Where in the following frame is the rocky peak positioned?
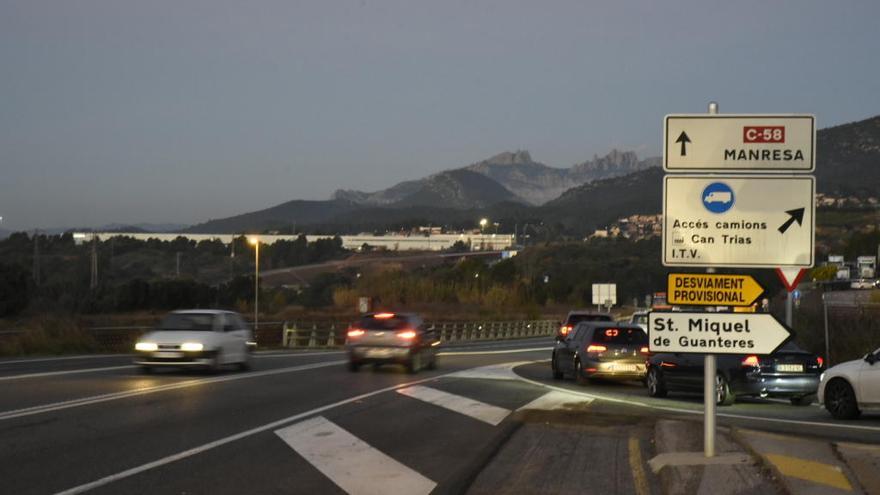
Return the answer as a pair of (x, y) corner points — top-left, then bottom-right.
(482, 150), (534, 166)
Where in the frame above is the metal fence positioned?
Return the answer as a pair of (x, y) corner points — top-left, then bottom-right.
(281, 320), (557, 349)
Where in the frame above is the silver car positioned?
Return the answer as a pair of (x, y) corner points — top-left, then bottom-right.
(345, 312), (439, 373)
(134, 310), (256, 373)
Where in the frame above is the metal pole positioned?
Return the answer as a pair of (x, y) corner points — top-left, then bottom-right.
(823, 294), (830, 366)
(704, 101), (718, 458)
(254, 242), (259, 334)
(785, 291), (793, 327)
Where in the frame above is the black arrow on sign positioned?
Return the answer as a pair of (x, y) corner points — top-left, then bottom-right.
(778, 208), (805, 234)
(675, 132), (691, 156)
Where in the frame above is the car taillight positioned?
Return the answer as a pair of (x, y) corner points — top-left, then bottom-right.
(559, 325), (573, 336)
(374, 312), (395, 319)
(639, 346), (650, 355)
(347, 329), (365, 338)
(586, 344), (607, 353)
(817, 356), (824, 367)
(741, 355), (760, 367)
(396, 330), (417, 340)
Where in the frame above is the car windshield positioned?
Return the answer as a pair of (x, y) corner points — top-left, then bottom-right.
(157, 314), (215, 331)
(592, 327), (648, 345)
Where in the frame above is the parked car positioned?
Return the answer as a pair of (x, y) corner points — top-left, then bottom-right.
(345, 312), (439, 373)
(645, 342), (823, 405)
(552, 322), (649, 383)
(818, 346), (880, 419)
(134, 310), (255, 373)
(557, 310), (614, 340)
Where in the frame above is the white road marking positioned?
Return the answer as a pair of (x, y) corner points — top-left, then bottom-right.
(254, 351), (345, 359)
(513, 372), (880, 433)
(518, 390), (593, 411)
(397, 385), (510, 425)
(275, 417), (436, 495)
(445, 361), (532, 380)
(52, 370), (466, 495)
(0, 365), (134, 382)
(0, 360), (345, 422)
(0, 354), (130, 365)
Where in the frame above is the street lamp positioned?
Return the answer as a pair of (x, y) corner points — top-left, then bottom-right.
(479, 218), (488, 232)
(248, 237), (260, 334)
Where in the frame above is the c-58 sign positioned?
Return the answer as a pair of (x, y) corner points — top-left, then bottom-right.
(664, 115), (815, 173)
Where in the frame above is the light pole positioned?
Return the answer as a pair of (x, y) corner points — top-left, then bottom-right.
(479, 218), (488, 233)
(249, 237), (260, 334)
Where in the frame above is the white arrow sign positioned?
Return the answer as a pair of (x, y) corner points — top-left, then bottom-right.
(648, 312), (792, 355)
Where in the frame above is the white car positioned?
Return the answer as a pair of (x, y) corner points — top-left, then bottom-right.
(134, 310), (256, 373)
(817, 347), (880, 419)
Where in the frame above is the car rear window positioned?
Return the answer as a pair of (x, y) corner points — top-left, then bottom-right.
(567, 314), (613, 325)
(592, 327), (647, 345)
(157, 314), (215, 331)
(357, 315), (409, 330)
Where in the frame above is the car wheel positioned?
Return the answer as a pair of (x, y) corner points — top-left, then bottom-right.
(406, 351), (422, 374)
(574, 358), (588, 385)
(140, 365), (153, 375)
(348, 360), (361, 372)
(647, 368), (667, 398)
(824, 379), (861, 419)
(716, 374), (736, 406)
(551, 353), (564, 380)
(790, 394), (815, 406)
(426, 353), (437, 370)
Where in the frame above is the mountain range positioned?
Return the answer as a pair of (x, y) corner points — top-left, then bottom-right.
(185, 113), (880, 236)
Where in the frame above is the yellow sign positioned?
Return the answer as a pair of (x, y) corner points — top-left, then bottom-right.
(667, 273), (764, 307)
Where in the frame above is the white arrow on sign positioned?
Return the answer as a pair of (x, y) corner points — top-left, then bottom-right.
(648, 311), (792, 355)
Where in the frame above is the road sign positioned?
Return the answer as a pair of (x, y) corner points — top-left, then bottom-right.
(776, 267), (808, 292)
(648, 311), (792, 355)
(662, 175), (815, 268)
(667, 273), (765, 307)
(664, 115), (815, 172)
(591, 284), (617, 306)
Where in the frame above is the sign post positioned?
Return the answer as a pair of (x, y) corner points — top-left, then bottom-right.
(657, 102), (815, 459)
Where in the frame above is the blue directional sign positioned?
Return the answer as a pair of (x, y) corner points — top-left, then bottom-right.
(701, 182), (734, 214)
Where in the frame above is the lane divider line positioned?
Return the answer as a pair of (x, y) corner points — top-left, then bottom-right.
(0, 360), (345, 422)
(275, 416), (437, 495)
(397, 385), (511, 426)
(52, 369), (467, 495)
(628, 436), (650, 495)
(438, 347), (551, 356)
(0, 365), (135, 382)
(764, 453), (854, 491)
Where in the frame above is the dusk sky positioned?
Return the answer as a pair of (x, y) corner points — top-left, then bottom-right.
(2, 0), (879, 231)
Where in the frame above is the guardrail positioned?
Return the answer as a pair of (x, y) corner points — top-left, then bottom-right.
(0, 319), (557, 355)
(281, 320), (558, 349)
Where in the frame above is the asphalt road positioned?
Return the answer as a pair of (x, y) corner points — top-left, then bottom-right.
(1, 339), (878, 495)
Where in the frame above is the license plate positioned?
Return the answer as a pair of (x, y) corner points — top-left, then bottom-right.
(605, 364), (638, 372)
(365, 348), (393, 358)
(154, 351), (183, 358)
(776, 364), (804, 372)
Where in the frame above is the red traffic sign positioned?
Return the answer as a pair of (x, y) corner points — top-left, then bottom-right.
(776, 267), (807, 292)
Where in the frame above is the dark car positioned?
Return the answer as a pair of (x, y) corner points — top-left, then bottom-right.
(345, 312), (439, 373)
(557, 310), (614, 340)
(552, 322), (649, 383)
(645, 342), (824, 406)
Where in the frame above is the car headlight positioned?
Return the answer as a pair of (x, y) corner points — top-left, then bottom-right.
(135, 342), (158, 352)
(180, 342), (204, 352)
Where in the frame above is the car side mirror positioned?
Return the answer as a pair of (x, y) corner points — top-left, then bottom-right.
(866, 353), (878, 365)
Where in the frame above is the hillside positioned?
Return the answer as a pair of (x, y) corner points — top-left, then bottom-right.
(815, 115), (880, 197)
(186, 199), (359, 234)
